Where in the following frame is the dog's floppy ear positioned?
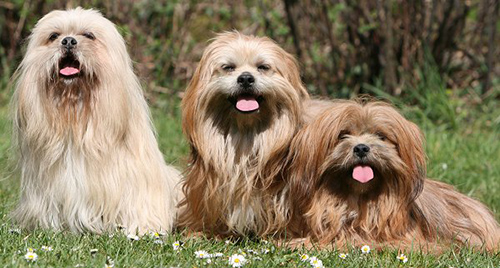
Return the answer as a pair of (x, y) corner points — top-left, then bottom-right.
(379, 104), (426, 200)
(181, 40), (216, 145)
(397, 119), (426, 200)
(181, 57), (202, 144)
(279, 50), (308, 100)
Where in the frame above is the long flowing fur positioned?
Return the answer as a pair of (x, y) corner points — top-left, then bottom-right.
(286, 100), (500, 250)
(11, 8), (181, 234)
(179, 32), (309, 236)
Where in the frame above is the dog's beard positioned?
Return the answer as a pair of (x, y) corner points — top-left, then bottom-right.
(202, 89), (270, 132)
(45, 51), (99, 123)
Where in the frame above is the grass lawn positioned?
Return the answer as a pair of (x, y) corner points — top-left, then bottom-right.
(0, 97), (499, 267)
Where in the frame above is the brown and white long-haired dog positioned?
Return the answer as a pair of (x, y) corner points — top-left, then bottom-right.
(286, 100), (500, 250)
(179, 32), (309, 236)
(11, 8), (181, 234)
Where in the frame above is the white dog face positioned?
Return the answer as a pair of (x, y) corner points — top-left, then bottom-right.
(16, 7), (138, 121)
(23, 7), (128, 87)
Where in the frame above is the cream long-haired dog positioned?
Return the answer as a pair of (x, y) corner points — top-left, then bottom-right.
(286, 100), (500, 250)
(11, 8), (181, 234)
(179, 32), (309, 236)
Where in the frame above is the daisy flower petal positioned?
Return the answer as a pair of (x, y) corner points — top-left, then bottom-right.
(172, 241), (181, 250)
(309, 256), (324, 268)
(229, 254), (247, 267)
(361, 245), (371, 254)
(24, 251), (38, 262)
(41, 246), (53, 252)
(397, 254), (408, 263)
(153, 239), (164, 245)
(105, 256), (115, 268)
(126, 234), (139, 241)
(195, 250), (209, 259)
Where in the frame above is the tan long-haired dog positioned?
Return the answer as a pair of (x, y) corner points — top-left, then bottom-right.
(286, 100), (500, 250)
(179, 32), (309, 236)
(11, 8), (181, 234)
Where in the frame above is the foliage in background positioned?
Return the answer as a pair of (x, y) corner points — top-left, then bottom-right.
(1, 0), (499, 104)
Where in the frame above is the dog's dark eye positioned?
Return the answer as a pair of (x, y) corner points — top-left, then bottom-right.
(257, 64), (270, 71)
(222, 64), (235, 72)
(49, 33), (60, 41)
(376, 132), (387, 141)
(338, 130), (350, 140)
(82, 32), (96, 40)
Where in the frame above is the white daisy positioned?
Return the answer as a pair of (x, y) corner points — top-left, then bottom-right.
(309, 256), (324, 268)
(229, 254), (247, 267)
(172, 241), (181, 250)
(24, 251), (38, 262)
(397, 253), (408, 263)
(195, 250), (210, 259)
(246, 249), (257, 254)
(339, 253), (348, 259)
(153, 239), (164, 245)
(105, 256), (115, 268)
(127, 234), (140, 241)
(300, 254), (309, 262)
(41, 246), (53, 252)
(9, 228), (21, 234)
(150, 231), (161, 239)
(361, 245), (371, 254)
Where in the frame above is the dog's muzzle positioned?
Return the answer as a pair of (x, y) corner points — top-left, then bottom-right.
(228, 72), (264, 113)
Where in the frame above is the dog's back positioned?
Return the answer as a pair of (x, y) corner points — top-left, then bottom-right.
(417, 179), (500, 250)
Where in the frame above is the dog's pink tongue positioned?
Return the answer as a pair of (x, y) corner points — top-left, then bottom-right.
(352, 165), (374, 183)
(60, 67), (80, 76)
(235, 96), (259, 112)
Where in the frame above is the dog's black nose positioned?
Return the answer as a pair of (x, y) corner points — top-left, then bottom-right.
(61, 37), (77, 50)
(353, 144), (370, 158)
(237, 72), (255, 88)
